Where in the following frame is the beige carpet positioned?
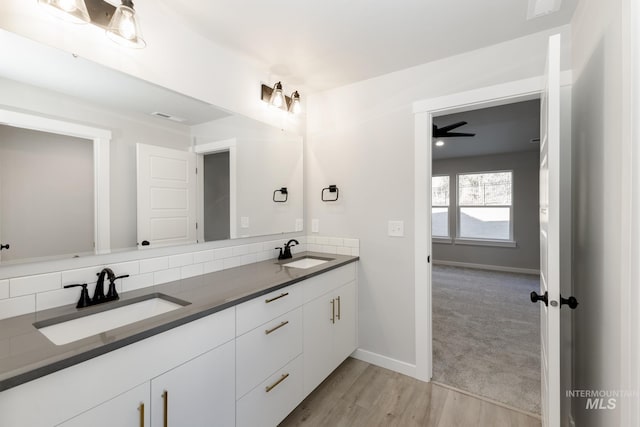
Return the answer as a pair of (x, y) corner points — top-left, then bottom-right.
(431, 265), (541, 414)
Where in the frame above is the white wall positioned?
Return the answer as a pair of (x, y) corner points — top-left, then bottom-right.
(306, 26), (572, 366)
(570, 0), (637, 425)
(0, 0), (303, 134)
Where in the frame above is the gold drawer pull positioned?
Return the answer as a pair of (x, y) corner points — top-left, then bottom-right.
(265, 373), (290, 393)
(265, 320), (289, 335)
(336, 296), (341, 320)
(139, 402), (145, 427)
(330, 299), (335, 324)
(162, 390), (168, 427)
(265, 292), (289, 303)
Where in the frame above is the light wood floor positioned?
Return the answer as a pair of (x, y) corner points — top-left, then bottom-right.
(280, 358), (541, 427)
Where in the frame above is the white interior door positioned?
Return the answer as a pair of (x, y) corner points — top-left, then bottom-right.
(137, 143), (197, 248)
(538, 33), (561, 427)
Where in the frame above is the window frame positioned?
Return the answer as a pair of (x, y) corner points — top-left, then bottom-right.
(455, 169), (515, 246)
(431, 174), (451, 241)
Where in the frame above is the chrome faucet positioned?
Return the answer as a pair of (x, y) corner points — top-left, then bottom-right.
(276, 239), (299, 260)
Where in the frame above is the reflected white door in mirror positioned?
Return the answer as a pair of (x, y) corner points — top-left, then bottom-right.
(0, 108), (110, 263)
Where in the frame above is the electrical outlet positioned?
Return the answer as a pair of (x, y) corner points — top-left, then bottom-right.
(240, 216), (249, 228)
(388, 220), (404, 237)
(312, 219), (319, 233)
(295, 218), (303, 231)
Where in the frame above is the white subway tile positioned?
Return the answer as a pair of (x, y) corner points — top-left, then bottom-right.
(11, 272), (62, 297)
(293, 244), (307, 254)
(106, 261), (140, 277)
(248, 243), (263, 254)
(168, 253), (194, 268)
(308, 243), (321, 252)
(321, 245), (338, 255)
(0, 280), (8, 300)
(232, 245), (249, 256)
(344, 238), (359, 248)
(193, 250), (215, 264)
(204, 260), (223, 274)
(223, 256), (242, 269)
(262, 241), (277, 251)
(122, 273), (154, 292)
(306, 236), (316, 244)
(351, 247), (360, 256)
(0, 295), (35, 320)
(240, 254), (257, 266)
(328, 237), (344, 246)
(256, 251), (272, 262)
(139, 257), (169, 273)
(297, 236), (307, 244)
(214, 247), (233, 259)
(316, 236), (329, 245)
(61, 266), (103, 287)
(336, 247), (352, 256)
(154, 268), (181, 285)
(36, 288), (78, 311)
(181, 263), (204, 279)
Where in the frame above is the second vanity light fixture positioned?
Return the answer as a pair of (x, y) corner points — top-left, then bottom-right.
(261, 82), (302, 114)
(39, 0), (146, 48)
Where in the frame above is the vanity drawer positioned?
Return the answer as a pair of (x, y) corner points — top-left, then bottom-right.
(302, 263), (356, 303)
(236, 354), (303, 427)
(236, 307), (303, 399)
(236, 283), (303, 336)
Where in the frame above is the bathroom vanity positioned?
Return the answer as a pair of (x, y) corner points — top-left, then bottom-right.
(0, 253), (358, 427)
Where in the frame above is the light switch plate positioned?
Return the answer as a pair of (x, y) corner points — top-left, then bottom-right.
(240, 216), (249, 228)
(311, 219), (319, 233)
(388, 220), (404, 237)
(295, 219), (303, 231)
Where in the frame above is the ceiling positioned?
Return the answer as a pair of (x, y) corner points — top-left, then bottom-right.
(432, 99), (541, 160)
(159, 0), (578, 92)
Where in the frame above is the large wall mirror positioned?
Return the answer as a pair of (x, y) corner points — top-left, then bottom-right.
(0, 30), (303, 265)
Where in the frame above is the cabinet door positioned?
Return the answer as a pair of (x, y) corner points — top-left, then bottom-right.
(57, 382), (150, 427)
(333, 281), (357, 365)
(151, 340), (235, 427)
(303, 293), (337, 395)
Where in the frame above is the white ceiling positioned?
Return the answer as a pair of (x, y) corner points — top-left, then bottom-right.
(160, 0), (578, 92)
(432, 99), (541, 160)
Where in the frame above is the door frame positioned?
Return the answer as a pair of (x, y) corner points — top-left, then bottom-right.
(0, 108), (111, 255)
(412, 73), (571, 382)
(193, 138), (238, 240)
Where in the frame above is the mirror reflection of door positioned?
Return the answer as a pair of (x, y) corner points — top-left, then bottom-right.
(0, 125), (94, 263)
(203, 151), (230, 241)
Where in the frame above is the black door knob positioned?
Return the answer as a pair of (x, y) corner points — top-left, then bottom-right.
(530, 291), (548, 306)
(0, 244), (9, 251)
(141, 240), (150, 246)
(561, 295), (579, 309)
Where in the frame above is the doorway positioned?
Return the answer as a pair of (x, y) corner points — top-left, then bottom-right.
(429, 101), (542, 414)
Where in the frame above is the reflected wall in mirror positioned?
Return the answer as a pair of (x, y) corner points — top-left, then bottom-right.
(0, 29), (303, 265)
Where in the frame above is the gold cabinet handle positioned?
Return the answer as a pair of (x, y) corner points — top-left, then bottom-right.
(265, 320), (289, 335)
(162, 390), (168, 427)
(265, 373), (290, 393)
(336, 296), (341, 320)
(265, 292), (289, 303)
(139, 402), (144, 427)
(330, 299), (335, 324)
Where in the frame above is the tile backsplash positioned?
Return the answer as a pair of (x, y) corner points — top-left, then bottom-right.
(0, 235), (359, 320)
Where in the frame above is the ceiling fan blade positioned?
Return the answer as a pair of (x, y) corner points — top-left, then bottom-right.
(443, 132), (476, 137)
(438, 121), (468, 133)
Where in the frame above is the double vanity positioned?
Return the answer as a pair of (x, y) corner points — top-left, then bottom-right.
(0, 253), (359, 427)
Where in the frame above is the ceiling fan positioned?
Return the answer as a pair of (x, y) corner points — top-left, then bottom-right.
(432, 121), (476, 138)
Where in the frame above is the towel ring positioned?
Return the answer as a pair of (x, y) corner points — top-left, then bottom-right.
(321, 185), (339, 202)
(273, 187), (288, 202)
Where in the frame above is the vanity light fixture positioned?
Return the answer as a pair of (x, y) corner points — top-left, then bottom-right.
(261, 82), (302, 114)
(38, 0), (146, 48)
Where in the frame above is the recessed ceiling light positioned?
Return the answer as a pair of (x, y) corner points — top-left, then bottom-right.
(527, 0), (562, 20)
(435, 140), (445, 147)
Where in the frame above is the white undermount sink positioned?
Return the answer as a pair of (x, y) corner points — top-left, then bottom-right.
(35, 294), (189, 346)
(282, 256), (332, 269)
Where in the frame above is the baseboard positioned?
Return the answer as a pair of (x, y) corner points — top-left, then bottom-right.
(351, 348), (417, 378)
(433, 259), (540, 275)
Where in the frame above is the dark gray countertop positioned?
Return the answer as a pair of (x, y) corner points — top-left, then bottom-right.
(0, 252), (358, 392)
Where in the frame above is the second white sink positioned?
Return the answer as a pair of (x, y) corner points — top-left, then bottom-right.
(36, 295), (189, 346)
(283, 257), (331, 269)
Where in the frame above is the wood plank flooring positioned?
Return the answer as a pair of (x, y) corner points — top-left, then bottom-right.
(280, 358), (541, 427)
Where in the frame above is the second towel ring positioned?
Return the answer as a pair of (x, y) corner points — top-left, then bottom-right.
(321, 185), (339, 202)
(273, 187), (288, 202)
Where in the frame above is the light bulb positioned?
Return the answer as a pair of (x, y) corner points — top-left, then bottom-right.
(291, 99), (301, 114)
(435, 140), (445, 147)
(118, 10), (136, 40)
(58, 0), (77, 12)
(272, 91), (284, 108)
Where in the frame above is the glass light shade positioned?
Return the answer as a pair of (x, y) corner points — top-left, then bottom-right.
(270, 82), (284, 108)
(289, 91), (301, 114)
(38, 0), (90, 24)
(106, 3), (146, 49)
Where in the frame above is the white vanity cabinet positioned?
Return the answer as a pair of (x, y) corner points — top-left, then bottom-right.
(303, 266), (357, 395)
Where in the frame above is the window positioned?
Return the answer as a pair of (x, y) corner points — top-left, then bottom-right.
(457, 171), (512, 241)
(431, 175), (450, 237)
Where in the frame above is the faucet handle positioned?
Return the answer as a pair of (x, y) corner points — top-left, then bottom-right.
(64, 283), (91, 309)
(106, 275), (129, 300)
(275, 247), (284, 260)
